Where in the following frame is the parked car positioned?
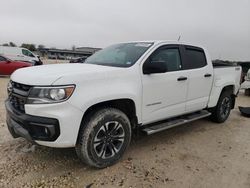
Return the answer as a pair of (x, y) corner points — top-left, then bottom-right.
(47, 54), (57, 59)
(241, 69), (250, 95)
(0, 46), (43, 65)
(69, 56), (87, 63)
(0, 55), (31, 75)
(57, 55), (66, 60)
(5, 41), (242, 168)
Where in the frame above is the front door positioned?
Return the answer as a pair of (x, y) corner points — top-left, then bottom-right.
(141, 45), (189, 124)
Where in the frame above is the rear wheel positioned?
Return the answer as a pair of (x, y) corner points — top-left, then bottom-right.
(76, 108), (131, 168)
(210, 91), (232, 123)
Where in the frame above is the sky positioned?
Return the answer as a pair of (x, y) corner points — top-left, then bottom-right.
(0, 0), (249, 61)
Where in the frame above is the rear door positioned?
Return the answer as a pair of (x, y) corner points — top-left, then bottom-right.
(181, 45), (213, 112)
(142, 45), (189, 124)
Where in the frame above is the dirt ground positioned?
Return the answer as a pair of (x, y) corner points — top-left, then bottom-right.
(1, 63), (250, 187)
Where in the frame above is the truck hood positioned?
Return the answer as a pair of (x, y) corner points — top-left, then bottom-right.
(11, 63), (123, 85)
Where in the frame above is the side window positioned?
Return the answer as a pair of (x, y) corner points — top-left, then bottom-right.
(22, 49), (35, 57)
(150, 48), (181, 72)
(22, 49), (28, 56)
(185, 47), (207, 69)
(0, 56), (6, 62)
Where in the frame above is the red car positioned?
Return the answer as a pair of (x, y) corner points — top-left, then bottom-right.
(0, 55), (31, 75)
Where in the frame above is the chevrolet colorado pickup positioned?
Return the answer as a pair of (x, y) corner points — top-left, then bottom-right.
(5, 41), (242, 168)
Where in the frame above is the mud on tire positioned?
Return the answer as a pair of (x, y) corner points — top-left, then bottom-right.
(76, 108), (131, 168)
(210, 91), (232, 123)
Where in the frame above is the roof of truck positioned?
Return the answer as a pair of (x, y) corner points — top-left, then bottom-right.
(118, 40), (206, 50)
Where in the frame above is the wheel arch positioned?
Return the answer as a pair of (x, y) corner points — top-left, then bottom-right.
(208, 84), (236, 109)
(77, 98), (138, 139)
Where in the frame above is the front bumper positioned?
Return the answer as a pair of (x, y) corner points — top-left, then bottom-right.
(36, 59), (43, 65)
(5, 100), (60, 142)
(5, 98), (84, 148)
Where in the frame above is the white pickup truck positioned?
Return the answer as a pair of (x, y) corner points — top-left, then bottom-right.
(5, 41), (242, 168)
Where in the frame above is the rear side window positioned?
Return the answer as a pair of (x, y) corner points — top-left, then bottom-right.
(184, 47), (207, 69)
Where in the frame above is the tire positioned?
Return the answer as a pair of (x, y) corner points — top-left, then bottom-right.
(76, 108), (131, 168)
(210, 91), (232, 123)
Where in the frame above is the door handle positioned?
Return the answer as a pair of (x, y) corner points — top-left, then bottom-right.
(177, 76), (187, 81)
(204, 73), (212, 77)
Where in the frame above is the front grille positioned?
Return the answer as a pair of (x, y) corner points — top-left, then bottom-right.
(12, 82), (31, 92)
(8, 81), (32, 113)
(9, 94), (26, 112)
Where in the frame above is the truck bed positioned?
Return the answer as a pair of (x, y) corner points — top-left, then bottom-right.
(213, 65), (241, 87)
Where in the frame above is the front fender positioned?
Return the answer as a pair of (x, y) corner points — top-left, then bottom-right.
(79, 94), (141, 122)
(65, 72), (142, 123)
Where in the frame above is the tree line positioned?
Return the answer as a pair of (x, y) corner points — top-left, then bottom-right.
(1, 42), (45, 51)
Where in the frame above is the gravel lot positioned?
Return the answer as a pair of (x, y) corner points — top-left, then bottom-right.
(1, 62), (250, 187)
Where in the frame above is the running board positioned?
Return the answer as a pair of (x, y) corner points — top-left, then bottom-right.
(142, 110), (211, 135)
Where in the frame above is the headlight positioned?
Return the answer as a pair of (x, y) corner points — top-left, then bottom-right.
(27, 85), (75, 104)
(7, 81), (13, 94)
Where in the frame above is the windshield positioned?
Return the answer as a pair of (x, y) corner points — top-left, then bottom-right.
(85, 42), (153, 67)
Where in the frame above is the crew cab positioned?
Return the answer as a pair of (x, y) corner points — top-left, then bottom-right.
(5, 41), (242, 168)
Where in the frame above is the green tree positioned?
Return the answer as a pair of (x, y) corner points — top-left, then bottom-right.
(21, 43), (36, 51)
(38, 44), (45, 49)
(29, 44), (36, 51)
(9, 42), (16, 47)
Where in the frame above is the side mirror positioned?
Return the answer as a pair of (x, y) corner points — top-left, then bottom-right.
(6, 60), (11, 64)
(143, 60), (167, 74)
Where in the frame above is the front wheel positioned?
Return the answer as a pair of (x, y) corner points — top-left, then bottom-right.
(210, 91), (232, 123)
(76, 108), (131, 168)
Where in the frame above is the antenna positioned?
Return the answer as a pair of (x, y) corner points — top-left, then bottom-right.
(178, 35), (181, 41)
